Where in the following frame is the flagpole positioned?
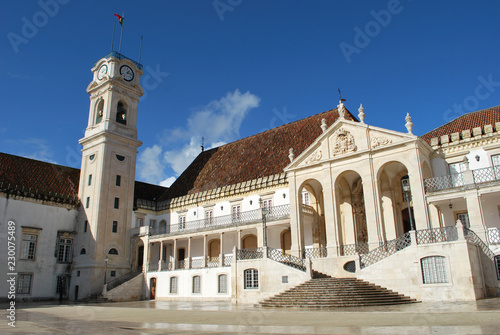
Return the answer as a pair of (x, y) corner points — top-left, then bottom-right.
(118, 12), (124, 53)
(110, 21), (116, 52)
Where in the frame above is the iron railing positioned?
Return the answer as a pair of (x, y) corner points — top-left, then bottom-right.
(190, 258), (204, 269)
(473, 166), (500, 184)
(106, 268), (142, 291)
(146, 204), (290, 237)
(207, 257), (219, 268)
(416, 226), (458, 245)
(267, 247), (306, 271)
(489, 228), (500, 245)
(223, 254), (233, 266)
(236, 247), (264, 260)
(360, 233), (412, 268)
(424, 173), (464, 192)
(339, 242), (369, 256)
(302, 247), (328, 258)
(105, 51), (143, 70)
(464, 228), (496, 261)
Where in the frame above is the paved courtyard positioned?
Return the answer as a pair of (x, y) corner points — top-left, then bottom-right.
(2, 298), (500, 334)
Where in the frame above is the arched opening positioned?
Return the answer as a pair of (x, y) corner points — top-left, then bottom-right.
(80, 248), (86, 255)
(241, 234), (257, 249)
(116, 101), (127, 125)
(298, 179), (326, 255)
(95, 99), (104, 124)
(280, 229), (291, 254)
(208, 239), (220, 261)
(150, 277), (157, 299)
(108, 248), (118, 255)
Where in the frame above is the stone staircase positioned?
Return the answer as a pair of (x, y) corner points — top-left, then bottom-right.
(258, 271), (417, 308)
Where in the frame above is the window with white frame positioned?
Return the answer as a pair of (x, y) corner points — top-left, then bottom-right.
(57, 238), (73, 263)
(421, 256), (449, 284)
(492, 154), (500, 166)
(449, 162), (466, 186)
(136, 218), (144, 227)
(232, 205), (241, 221)
(192, 275), (201, 293)
(262, 199), (273, 215)
(205, 210), (214, 226)
(302, 191), (310, 205)
(244, 268), (259, 289)
(20, 233), (38, 260)
(179, 216), (186, 230)
(455, 212), (470, 228)
(17, 274), (32, 294)
(170, 277), (178, 293)
(218, 274), (227, 293)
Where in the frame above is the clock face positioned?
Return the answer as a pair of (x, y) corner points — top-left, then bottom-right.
(120, 65), (134, 81)
(97, 64), (107, 80)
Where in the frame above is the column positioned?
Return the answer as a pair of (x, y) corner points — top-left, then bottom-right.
(142, 236), (149, 273)
(158, 241), (164, 271)
(173, 239), (177, 270)
(237, 230), (242, 249)
(203, 235), (207, 267)
(288, 175), (302, 258)
(187, 237), (192, 269)
(465, 190), (487, 241)
(322, 173), (339, 257)
(408, 150), (431, 230)
(219, 232), (224, 267)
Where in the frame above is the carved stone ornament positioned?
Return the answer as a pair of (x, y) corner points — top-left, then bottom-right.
(331, 128), (357, 156)
(370, 136), (392, 148)
(305, 149), (322, 164)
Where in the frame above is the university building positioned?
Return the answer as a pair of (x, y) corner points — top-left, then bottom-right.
(1, 52), (500, 305)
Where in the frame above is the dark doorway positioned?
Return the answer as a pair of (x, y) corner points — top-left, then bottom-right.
(150, 278), (156, 300)
(178, 248), (185, 268)
(137, 246), (144, 269)
(74, 285), (79, 301)
(401, 207), (415, 233)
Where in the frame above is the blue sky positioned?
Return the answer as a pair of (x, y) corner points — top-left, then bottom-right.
(2, 0), (500, 186)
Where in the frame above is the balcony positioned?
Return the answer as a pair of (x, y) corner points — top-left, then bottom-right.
(424, 165), (500, 192)
(134, 204), (290, 237)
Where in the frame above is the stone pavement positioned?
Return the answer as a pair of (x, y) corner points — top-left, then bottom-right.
(1, 298), (500, 334)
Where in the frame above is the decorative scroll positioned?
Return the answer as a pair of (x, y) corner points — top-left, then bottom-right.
(370, 136), (392, 148)
(305, 149), (322, 164)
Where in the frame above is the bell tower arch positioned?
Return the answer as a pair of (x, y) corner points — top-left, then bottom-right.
(72, 52), (144, 299)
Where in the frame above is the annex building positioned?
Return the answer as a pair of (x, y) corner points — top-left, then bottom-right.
(1, 52), (500, 305)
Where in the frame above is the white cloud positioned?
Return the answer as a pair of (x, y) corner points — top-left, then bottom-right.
(137, 89), (260, 186)
(16, 138), (56, 164)
(160, 176), (176, 187)
(137, 145), (165, 184)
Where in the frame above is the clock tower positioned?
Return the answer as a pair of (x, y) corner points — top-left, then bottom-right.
(72, 52), (144, 299)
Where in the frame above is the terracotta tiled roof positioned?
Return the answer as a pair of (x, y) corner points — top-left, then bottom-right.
(421, 105), (500, 144)
(0, 152), (80, 198)
(134, 181), (167, 201)
(163, 108), (357, 199)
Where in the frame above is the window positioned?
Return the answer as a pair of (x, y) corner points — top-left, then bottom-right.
(116, 101), (127, 125)
(179, 216), (186, 230)
(86, 197), (90, 208)
(110, 271), (116, 277)
(57, 238), (73, 263)
(84, 220), (88, 233)
(492, 154), (500, 166)
(205, 210), (214, 226)
(137, 218), (144, 227)
(112, 221), (118, 233)
(20, 233), (37, 260)
(77, 271), (80, 277)
(56, 276), (68, 294)
(232, 205), (241, 221)
(170, 277), (178, 293)
(302, 191), (310, 205)
(88, 174), (92, 186)
(108, 248), (118, 255)
(263, 199), (273, 215)
(455, 212), (470, 228)
(116, 175), (121, 186)
(80, 248), (86, 255)
(95, 99), (104, 124)
(244, 268), (259, 289)
(192, 275), (201, 293)
(449, 162), (466, 186)
(421, 256), (448, 284)
(18, 274), (32, 294)
(218, 274), (227, 293)
(495, 255), (500, 280)
(150, 219), (157, 228)
(114, 197), (119, 209)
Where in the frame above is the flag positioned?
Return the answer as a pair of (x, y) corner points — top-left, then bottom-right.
(114, 14), (124, 26)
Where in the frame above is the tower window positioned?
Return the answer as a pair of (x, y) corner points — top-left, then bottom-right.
(86, 197), (90, 208)
(108, 248), (118, 255)
(114, 197), (119, 209)
(116, 101), (127, 125)
(95, 99), (104, 124)
(112, 221), (118, 233)
(88, 174), (92, 186)
(116, 175), (121, 186)
(80, 248), (86, 255)
(84, 220), (88, 233)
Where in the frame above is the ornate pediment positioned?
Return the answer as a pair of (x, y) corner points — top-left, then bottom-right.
(331, 128), (357, 156)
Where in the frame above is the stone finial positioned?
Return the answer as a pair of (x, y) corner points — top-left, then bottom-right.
(337, 100), (346, 119)
(321, 118), (327, 132)
(405, 113), (413, 134)
(358, 104), (365, 124)
(288, 148), (295, 163)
